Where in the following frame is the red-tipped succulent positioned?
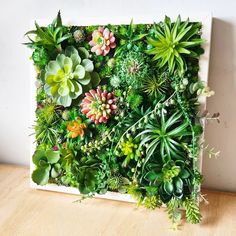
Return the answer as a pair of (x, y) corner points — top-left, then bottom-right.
(81, 88), (117, 124)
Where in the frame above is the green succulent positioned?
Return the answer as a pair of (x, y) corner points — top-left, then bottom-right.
(143, 195), (161, 209)
(183, 197), (202, 224)
(146, 16), (204, 74)
(77, 158), (107, 194)
(136, 109), (191, 164)
(126, 91), (143, 109)
(35, 103), (61, 145)
(44, 46), (100, 107)
(32, 47), (50, 68)
(25, 11), (71, 52)
(142, 74), (168, 99)
(32, 149), (61, 185)
(119, 136), (141, 167)
(115, 20), (147, 56)
(115, 51), (151, 89)
(141, 160), (191, 203)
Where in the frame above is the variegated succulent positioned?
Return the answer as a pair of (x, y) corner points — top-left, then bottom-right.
(44, 46), (100, 107)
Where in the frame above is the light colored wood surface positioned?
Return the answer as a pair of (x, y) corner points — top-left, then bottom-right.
(0, 164), (236, 236)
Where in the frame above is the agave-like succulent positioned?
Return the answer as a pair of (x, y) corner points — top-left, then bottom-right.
(81, 88), (117, 124)
(146, 16), (204, 74)
(44, 46), (100, 107)
(142, 74), (168, 99)
(89, 27), (116, 56)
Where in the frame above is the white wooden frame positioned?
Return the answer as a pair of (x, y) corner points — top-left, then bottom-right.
(30, 13), (212, 203)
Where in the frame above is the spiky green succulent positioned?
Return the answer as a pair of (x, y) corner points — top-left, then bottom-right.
(142, 74), (168, 99)
(146, 16), (204, 74)
(44, 46), (100, 107)
(115, 51), (151, 89)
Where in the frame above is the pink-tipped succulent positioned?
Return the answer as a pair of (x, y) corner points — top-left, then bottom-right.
(89, 27), (116, 56)
(81, 88), (117, 124)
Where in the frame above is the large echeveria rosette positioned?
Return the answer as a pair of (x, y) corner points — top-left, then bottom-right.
(44, 46), (100, 107)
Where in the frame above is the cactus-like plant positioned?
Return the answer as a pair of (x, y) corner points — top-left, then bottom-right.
(44, 46), (100, 107)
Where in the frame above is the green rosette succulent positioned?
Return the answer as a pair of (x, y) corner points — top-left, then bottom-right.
(44, 46), (100, 107)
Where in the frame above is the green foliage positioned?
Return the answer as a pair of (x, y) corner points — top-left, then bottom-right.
(166, 198), (182, 229)
(146, 16), (204, 74)
(115, 20), (147, 55)
(143, 195), (162, 209)
(183, 197), (202, 224)
(26, 13), (212, 227)
(118, 136), (141, 167)
(32, 47), (50, 68)
(32, 149), (61, 185)
(137, 109), (191, 165)
(126, 91), (143, 109)
(141, 159), (191, 203)
(115, 50), (151, 89)
(44, 46), (100, 107)
(35, 103), (61, 145)
(76, 157), (107, 194)
(127, 183), (143, 204)
(107, 174), (130, 192)
(142, 73), (168, 99)
(25, 11), (71, 52)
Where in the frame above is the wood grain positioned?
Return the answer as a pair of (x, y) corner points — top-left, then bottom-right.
(0, 164), (236, 236)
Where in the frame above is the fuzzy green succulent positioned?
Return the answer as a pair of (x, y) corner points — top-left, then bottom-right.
(146, 16), (204, 74)
(44, 46), (100, 107)
(115, 51), (151, 89)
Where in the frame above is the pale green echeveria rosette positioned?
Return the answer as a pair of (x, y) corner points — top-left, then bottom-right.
(44, 46), (100, 107)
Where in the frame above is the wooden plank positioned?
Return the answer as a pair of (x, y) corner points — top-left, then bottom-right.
(29, 13), (212, 201)
(1, 164), (236, 236)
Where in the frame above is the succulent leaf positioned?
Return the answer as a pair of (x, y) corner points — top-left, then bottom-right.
(45, 46), (100, 107)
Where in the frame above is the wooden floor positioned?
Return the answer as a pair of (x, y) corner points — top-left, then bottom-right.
(0, 165), (236, 236)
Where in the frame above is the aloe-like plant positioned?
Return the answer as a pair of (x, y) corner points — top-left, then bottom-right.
(44, 46), (100, 107)
(146, 16), (204, 74)
(25, 11), (71, 52)
(32, 149), (61, 185)
(136, 109), (191, 165)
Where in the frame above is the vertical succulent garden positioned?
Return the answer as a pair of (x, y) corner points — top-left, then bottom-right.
(25, 12), (216, 227)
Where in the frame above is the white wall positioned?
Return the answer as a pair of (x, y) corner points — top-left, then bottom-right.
(0, 0), (235, 192)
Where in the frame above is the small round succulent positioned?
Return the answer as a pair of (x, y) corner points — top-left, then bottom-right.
(73, 29), (85, 43)
(44, 46), (100, 107)
(115, 51), (151, 89)
(67, 117), (87, 138)
(80, 87), (117, 124)
(110, 75), (121, 88)
(89, 27), (116, 56)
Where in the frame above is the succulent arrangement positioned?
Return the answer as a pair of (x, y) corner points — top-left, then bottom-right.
(26, 12), (217, 228)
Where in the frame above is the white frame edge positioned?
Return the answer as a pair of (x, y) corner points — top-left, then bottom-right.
(29, 13), (212, 203)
